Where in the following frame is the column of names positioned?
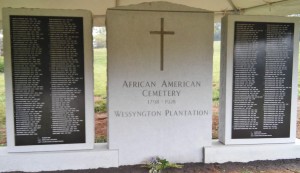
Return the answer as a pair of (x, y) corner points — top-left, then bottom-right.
(10, 16), (85, 145)
(232, 22), (293, 138)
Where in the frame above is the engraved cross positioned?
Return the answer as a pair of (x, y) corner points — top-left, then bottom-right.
(150, 18), (175, 71)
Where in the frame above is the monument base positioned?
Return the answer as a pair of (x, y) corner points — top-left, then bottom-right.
(3, 140), (300, 172)
(204, 139), (300, 163)
(0, 144), (118, 172)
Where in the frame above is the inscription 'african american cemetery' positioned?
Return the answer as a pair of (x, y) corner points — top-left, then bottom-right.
(117, 80), (207, 117)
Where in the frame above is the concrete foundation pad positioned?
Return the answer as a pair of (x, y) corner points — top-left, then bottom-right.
(0, 144), (119, 172)
(204, 139), (300, 163)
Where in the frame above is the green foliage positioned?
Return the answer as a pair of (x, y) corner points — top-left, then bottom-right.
(0, 73), (5, 127)
(213, 41), (221, 102)
(94, 99), (107, 113)
(0, 115), (5, 129)
(0, 30), (3, 56)
(95, 136), (107, 143)
(213, 88), (220, 102)
(0, 73), (5, 146)
(93, 49), (108, 112)
(143, 157), (183, 173)
(0, 56), (4, 73)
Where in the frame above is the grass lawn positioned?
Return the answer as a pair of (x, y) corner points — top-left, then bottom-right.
(94, 48), (107, 98)
(213, 41), (220, 103)
(0, 55), (4, 130)
(0, 73), (4, 127)
(0, 68), (5, 145)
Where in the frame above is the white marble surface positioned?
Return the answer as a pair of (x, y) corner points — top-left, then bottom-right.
(107, 2), (214, 165)
(0, 144), (118, 172)
(205, 139), (300, 163)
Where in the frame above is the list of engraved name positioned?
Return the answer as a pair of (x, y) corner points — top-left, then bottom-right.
(232, 22), (293, 138)
(11, 16), (85, 145)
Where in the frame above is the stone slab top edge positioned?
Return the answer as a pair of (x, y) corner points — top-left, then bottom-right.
(107, 1), (212, 13)
(2, 7), (92, 16)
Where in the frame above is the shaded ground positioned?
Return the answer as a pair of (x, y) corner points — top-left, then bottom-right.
(6, 159), (300, 173)
(298, 111), (300, 138)
(212, 103), (219, 139)
(95, 112), (107, 142)
(0, 127), (6, 145)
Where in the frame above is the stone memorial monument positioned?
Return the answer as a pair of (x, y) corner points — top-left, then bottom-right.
(107, 2), (214, 165)
(3, 8), (94, 152)
(219, 15), (299, 145)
